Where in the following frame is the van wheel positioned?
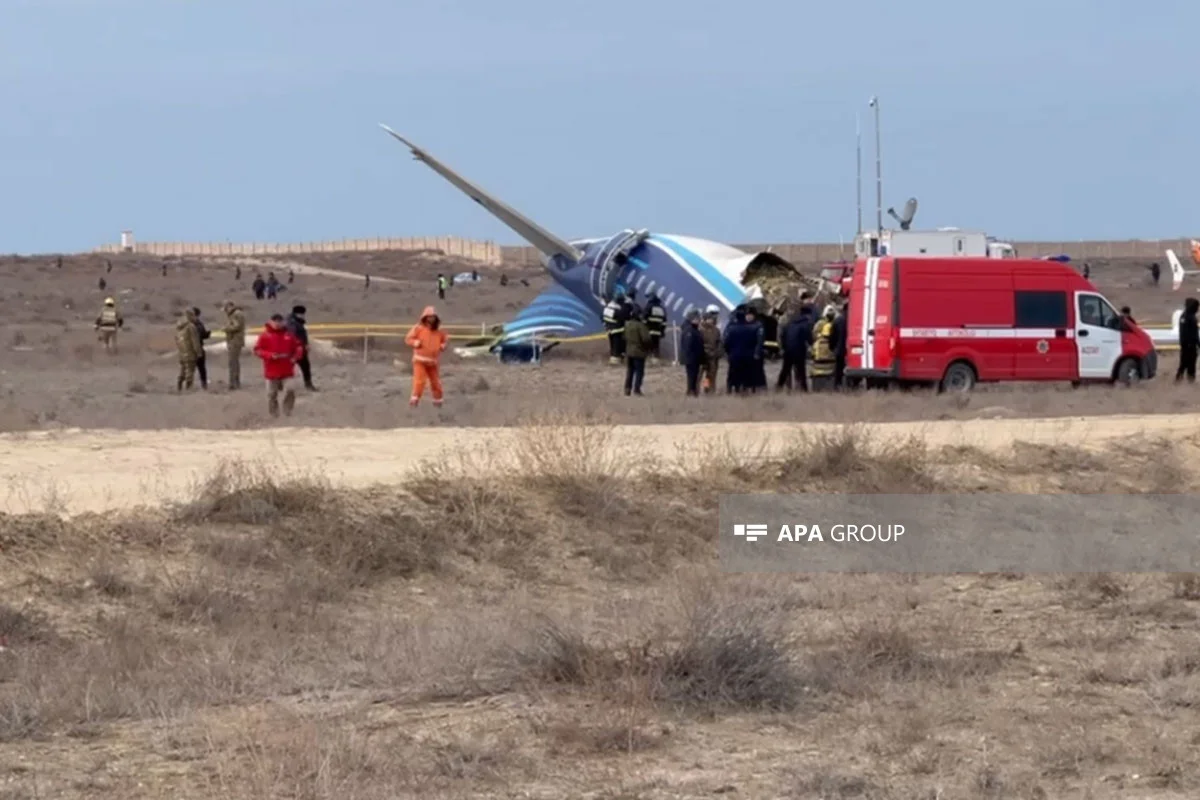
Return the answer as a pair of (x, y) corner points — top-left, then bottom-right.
(1114, 357), (1142, 386)
(940, 361), (976, 393)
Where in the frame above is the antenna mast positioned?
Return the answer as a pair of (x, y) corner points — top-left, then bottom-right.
(856, 115), (863, 235)
(870, 95), (882, 234)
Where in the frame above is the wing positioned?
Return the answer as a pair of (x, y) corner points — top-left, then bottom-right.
(502, 283), (604, 342)
(379, 125), (582, 265)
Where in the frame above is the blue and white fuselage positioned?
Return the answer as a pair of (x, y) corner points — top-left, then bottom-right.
(379, 125), (782, 343)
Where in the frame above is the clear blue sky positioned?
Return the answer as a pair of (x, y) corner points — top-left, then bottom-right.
(2, 0), (1195, 253)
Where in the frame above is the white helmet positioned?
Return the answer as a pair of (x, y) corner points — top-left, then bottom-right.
(704, 304), (720, 314)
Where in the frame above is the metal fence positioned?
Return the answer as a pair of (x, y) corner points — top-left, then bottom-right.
(500, 239), (1193, 266)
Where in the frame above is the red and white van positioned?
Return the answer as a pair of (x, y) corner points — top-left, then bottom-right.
(843, 256), (1158, 391)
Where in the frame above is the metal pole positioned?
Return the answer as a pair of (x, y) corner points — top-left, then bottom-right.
(856, 114), (863, 235)
(672, 324), (679, 365)
(871, 96), (882, 233)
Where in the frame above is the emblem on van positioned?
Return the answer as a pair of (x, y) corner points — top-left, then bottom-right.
(1036, 339), (1049, 354)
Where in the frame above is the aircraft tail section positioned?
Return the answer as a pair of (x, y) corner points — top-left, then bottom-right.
(379, 125), (582, 266)
(1168, 248), (1186, 290)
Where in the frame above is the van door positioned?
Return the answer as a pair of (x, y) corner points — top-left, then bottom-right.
(1075, 292), (1123, 380)
(1013, 288), (1075, 379)
(847, 257), (895, 376)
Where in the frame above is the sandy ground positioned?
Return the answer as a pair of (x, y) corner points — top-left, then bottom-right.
(5, 412), (1200, 515)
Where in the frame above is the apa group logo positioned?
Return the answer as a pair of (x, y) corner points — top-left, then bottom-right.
(732, 523), (768, 543)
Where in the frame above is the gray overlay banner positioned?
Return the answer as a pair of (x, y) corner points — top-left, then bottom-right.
(718, 494), (1200, 573)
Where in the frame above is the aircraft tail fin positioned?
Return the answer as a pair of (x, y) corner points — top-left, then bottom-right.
(379, 125), (582, 265)
(1168, 248), (1186, 291)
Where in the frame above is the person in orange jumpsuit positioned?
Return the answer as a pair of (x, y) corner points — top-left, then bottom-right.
(404, 305), (448, 406)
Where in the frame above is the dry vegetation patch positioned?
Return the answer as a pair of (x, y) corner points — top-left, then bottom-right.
(1, 420), (1199, 797)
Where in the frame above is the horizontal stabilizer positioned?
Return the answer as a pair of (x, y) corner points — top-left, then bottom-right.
(501, 283), (604, 343)
(379, 124), (582, 264)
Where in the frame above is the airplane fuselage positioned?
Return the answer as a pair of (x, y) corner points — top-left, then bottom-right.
(503, 230), (757, 341)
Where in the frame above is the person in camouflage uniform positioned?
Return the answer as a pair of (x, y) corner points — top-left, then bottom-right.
(175, 308), (203, 391)
(223, 301), (246, 390)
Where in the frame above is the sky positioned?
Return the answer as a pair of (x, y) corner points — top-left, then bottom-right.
(1, 0), (1196, 253)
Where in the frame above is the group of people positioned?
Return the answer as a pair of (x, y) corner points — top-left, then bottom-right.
(604, 289), (848, 398)
(169, 303), (317, 401)
(680, 294), (847, 397)
(602, 288), (669, 368)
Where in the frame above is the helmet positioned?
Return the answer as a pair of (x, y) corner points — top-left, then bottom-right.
(104, 297), (115, 306)
(704, 304), (720, 314)
(823, 304), (837, 318)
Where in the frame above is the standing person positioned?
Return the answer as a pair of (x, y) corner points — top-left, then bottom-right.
(1082, 262), (1091, 281)
(287, 268), (295, 285)
(700, 305), (724, 393)
(809, 305), (838, 391)
(253, 314), (305, 417)
(436, 273), (447, 300)
(1151, 262), (1161, 287)
(266, 272), (280, 299)
(252, 274), (266, 300)
(192, 308), (212, 390)
(223, 301), (246, 390)
(287, 305), (317, 391)
(405, 306), (448, 407)
(680, 309), (705, 396)
(622, 309), (652, 396)
(722, 306), (756, 394)
(644, 292), (667, 362)
(831, 302), (849, 390)
(777, 302), (815, 392)
(175, 308), (203, 392)
(94, 297), (123, 354)
(602, 291), (627, 365)
(744, 307), (767, 393)
(1177, 298), (1200, 383)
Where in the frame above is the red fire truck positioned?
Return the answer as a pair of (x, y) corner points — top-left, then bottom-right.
(842, 256), (1157, 391)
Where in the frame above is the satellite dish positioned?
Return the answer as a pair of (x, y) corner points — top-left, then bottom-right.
(887, 197), (919, 230)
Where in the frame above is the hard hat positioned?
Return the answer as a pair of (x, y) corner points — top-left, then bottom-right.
(823, 304), (837, 318)
(704, 304), (720, 314)
(104, 297), (115, 306)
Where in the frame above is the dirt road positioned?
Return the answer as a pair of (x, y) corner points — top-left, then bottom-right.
(3, 413), (1198, 515)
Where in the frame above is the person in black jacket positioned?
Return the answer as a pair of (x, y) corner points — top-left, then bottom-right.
(722, 306), (758, 394)
(745, 306), (767, 392)
(831, 302), (848, 389)
(191, 307), (212, 390)
(777, 303), (815, 392)
(1177, 298), (1200, 383)
(287, 305), (317, 390)
(679, 309), (706, 396)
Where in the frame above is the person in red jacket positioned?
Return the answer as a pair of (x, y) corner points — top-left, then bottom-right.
(253, 313), (305, 417)
(404, 305), (448, 407)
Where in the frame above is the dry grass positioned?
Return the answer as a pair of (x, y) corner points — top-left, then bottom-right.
(1, 420), (1200, 797)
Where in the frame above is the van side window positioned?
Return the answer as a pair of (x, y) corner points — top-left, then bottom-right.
(1014, 290), (1068, 328)
(1078, 294), (1120, 330)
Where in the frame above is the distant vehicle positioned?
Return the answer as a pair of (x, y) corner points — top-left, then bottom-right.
(844, 256), (1157, 391)
(855, 228), (1017, 259)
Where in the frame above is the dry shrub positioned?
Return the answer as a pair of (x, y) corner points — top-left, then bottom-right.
(1170, 573), (1200, 601)
(773, 426), (938, 492)
(507, 592), (804, 714)
(655, 592), (801, 711)
(0, 605), (53, 646)
(269, 494), (449, 584)
(802, 623), (1010, 698)
(176, 459), (335, 525)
